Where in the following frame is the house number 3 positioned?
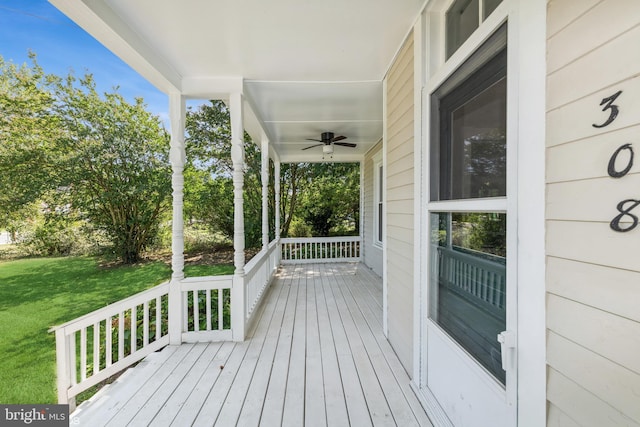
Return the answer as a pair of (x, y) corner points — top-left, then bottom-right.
(597, 90), (639, 232)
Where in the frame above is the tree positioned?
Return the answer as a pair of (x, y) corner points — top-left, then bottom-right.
(0, 54), (62, 231)
(54, 74), (171, 263)
(185, 100), (266, 248)
(279, 162), (309, 237)
(298, 163), (360, 236)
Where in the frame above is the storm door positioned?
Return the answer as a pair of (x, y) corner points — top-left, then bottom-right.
(425, 23), (515, 427)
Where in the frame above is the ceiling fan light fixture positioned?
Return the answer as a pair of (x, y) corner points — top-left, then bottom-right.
(323, 144), (334, 154)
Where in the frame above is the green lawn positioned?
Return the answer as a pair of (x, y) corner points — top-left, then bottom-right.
(0, 256), (233, 404)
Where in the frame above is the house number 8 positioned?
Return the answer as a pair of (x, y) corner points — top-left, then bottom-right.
(598, 90), (639, 232)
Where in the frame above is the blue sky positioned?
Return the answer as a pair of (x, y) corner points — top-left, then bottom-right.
(0, 0), (168, 121)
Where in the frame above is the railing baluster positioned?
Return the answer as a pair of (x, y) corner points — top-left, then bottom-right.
(155, 296), (161, 339)
(106, 315), (112, 367)
(218, 289), (224, 331)
(69, 332), (77, 386)
(130, 306), (137, 354)
(80, 327), (87, 382)
(93, 322), (100, 375)
(143, 301), (149, 346)
(206, 289), (212, 331)
(193, 290), (199, 332)
(183, 292), (188, 332)
(118, 311), (124, 361)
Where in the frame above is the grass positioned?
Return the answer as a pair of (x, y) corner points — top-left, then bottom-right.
(0, 256), (233, 404)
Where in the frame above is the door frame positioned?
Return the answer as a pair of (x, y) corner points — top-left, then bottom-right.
(412, 0), (547, 425)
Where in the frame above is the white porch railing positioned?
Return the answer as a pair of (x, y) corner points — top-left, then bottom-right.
(180, 275), (233, 343)
(52, 237), (364, 405)
(244, 240), (280, 323)
(280, 236), (361, 264)
(49, 282), (171, 406)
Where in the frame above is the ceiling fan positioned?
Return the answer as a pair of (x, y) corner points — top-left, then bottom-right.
(302, 132), (357, 155)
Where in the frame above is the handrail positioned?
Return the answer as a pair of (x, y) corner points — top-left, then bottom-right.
(50, 281), (170, 406)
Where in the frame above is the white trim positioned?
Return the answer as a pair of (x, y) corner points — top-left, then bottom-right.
(382, 77), (389, 337)
(412, 12), (426, 385)
(427, 197), (508, 213)
(511, 0), (546, 424)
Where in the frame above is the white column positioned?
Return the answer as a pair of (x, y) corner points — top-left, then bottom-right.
(261, 135), (269, 250)
(168, 92), (186, 345)
(230, 93), (245, 274)
(230, 92), (246, 341)
(359, 160), (364, 239)
(274, 160), (281, 240)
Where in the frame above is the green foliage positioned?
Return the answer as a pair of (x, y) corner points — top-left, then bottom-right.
(298, 163), (360, 236)
(287, 217), (312, 237)
(0, 54), (171, 263)
(184, 101), (266, 248)
(53, 74), (172, 263)
(0, 54), (63, 228)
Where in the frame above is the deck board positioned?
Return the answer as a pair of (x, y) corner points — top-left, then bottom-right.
(71, 263), (433, 427)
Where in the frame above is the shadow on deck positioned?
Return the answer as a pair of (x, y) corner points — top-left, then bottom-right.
(71, 263), (432, 426)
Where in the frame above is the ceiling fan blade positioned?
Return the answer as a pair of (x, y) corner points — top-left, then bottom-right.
(302, 143), (323, 150)
(334, 142), (357, 148)
(331, 135), (347, 142)
(306, 138), (322, 142)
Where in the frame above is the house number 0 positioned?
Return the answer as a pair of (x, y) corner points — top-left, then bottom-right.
(596, 90), (639, 232)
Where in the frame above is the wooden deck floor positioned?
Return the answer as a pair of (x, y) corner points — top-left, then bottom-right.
(71, 263), (432, 427)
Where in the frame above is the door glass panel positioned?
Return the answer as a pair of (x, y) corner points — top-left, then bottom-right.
(429, 212), (506, 384)
(450, 78), (506, 199)
(431, 46), (507, 201)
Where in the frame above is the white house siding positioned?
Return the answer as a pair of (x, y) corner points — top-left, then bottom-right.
(385, 32), (414, 373)
(363, 142), (383, 276)
(546, 1), (640, 426)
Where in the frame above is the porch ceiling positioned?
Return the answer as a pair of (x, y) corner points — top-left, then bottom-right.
(49, 0), (424, 162)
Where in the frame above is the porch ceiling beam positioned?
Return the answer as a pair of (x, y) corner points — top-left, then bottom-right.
(49, 0), (182, 94)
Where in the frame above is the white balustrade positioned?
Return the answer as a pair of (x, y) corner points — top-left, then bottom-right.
(244, 240), (279, 323)
(180, 275), (234, 342)
(50, 282), (170, 405)
(280, 236), (361, 264)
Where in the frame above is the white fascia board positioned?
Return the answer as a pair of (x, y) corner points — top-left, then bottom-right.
(49, 0), (181, 94)
(181, 76), (244, 100)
